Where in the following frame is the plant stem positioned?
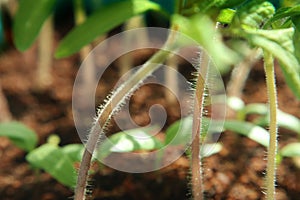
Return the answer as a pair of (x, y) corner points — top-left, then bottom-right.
(36, 16), (53, 89)
(191, 51), (209, 200)
(165, 54), (178, 104)
(227, 49), (261, 98)
(263, 50), (277, 200)
(119, 15), (148, 76)
(74, 0), (96, 94)
(74, 28), (178, 200)
(0, 81), (12, 122)
(226, 49), (261, 119)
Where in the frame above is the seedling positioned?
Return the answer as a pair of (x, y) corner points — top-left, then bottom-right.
(11, 0), (300, 200)
(0, 122), (37, 151)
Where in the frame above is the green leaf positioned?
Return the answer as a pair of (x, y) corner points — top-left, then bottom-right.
(172, 14), (239, 73)
(245, 28), (300, 99)
(165, 117), (271, 148)
(26, 144), (76, 188)
(282, 0), (300, 7)
(55, 0), (161, 58)
(97, 126), (163, 160)
(0, 122), (38, 152)
(233, 1), (275, 29)
(165, 116), (214, 146)
(292, 15), (300, 31)
(265, 5), (300, 27)
(236, 102), (300, 135)
(224, 120), (269, 147)
(227, 96), (245, 111)
(243, 103), (268, 115)
(292, 16), (300, 64)
(280, 143), (300, 157)
(194, 0), (225, 12)
(217, 0), (248, 8)
(61, 144), (84, 162)
(47, 134), (60, 146)
(236, 102), (267, 121)
(165, 116), (193, 145)
(13, 0), (57, 51)
(255, 109), (300, 135)
(217, 8), (236, 24)
(201, 143), (222, 157)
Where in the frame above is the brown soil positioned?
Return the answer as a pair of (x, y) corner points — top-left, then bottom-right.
(0, 36), (300, 200)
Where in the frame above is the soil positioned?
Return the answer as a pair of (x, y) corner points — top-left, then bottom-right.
(0, 33), (300, 200)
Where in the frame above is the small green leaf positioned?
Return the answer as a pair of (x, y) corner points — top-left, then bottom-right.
(201, 143), (222, 157)
(282, 0), (300, 7)
(0, 122), (38, 152)
(165, 118), (270, 147)
(55, 0), (161, 58)
(292, 15), (300, 31)
(217, 8), (236, 24)
(245, 28), (300, 99)
(26, 144), (76, 188)
(165, 117), (193, 146)
(255, 109), (300, 135)
(292, 16), (300, 64)
(243, 103), (268, 115)
(172, 14), (239, 73)
(61, 144), (84, 162)
(233, 1), (275, 29)
(97, 127), (163, 160)
(13, 0), (57, 51)
(165, 116), (221, 146)
(47, 134), (60, 146)
(227, 96), (245, 111)
(247, 28), (296, 53)
(224, 120), (269, 147)
(281, 143), (300, 157)
(217, 0), (248, 8)
(194, 0), (225, 11)
(265, 5), (300, 27)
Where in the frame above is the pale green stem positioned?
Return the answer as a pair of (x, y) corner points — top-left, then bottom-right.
(227, 48), (261, 119)
(263, 50), (278, 200)
(74, 0), (96, 102)
(36, 16), (53, 89)
(165, 54), (178, 104)
(74, 28), (178, 200)
(119, 15), (148, 76)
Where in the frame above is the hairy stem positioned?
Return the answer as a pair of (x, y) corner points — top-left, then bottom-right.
(263, 50), (277, 200)
(74, 29), (178, 200)
(191, 51), (209, 200)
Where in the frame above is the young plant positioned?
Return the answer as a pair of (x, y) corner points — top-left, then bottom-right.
(0, 121), (37, 152)
(0, 121), (84, 188)
(74, 27), (179, 200)
(11, 0), (300, 200)
(26, 134), (84, 188)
